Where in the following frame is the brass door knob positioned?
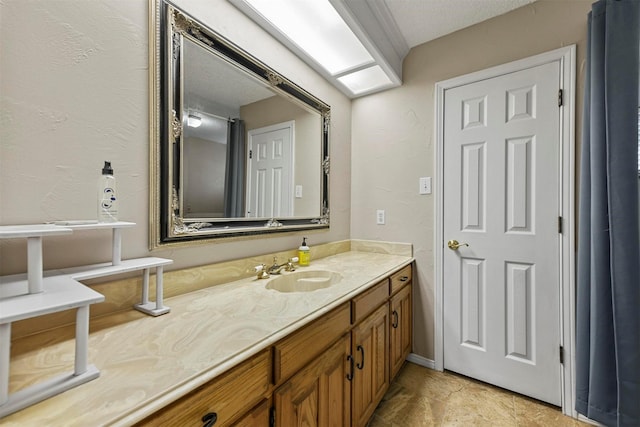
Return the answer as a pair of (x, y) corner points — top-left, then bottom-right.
(447, 239), (469, 250)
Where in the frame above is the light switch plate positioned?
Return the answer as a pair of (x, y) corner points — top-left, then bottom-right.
(295, 185), (303, 198)
(419, 177), (432, 195)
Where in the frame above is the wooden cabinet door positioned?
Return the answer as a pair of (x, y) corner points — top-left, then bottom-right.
(273, 334), (351, 427)
(351, 303), (389, 427)
(390, 284), (412, 380)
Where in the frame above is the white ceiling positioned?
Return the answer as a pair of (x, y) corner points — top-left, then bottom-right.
(378, 0), (537, 49)
(327, 0), (537, 96)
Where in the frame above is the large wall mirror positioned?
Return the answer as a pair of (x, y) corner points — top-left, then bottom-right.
(149, 0), (330, 247)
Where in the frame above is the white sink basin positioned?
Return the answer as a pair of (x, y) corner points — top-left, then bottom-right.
(265, 270), (342, 293)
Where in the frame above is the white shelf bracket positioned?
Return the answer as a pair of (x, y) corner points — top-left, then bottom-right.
(112, 228), (122, 266)
(134, 266), (170, 317)
(26, 237), (43, 294)
(0, 323), (11, 405)
(140, 268), (150, 306)
(74, 306), (90, 376)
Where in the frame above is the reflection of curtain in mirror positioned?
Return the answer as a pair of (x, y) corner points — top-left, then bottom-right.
(224, 119), (246, 217)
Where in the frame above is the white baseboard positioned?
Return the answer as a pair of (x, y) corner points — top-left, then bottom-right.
(406, 353), (436, 370)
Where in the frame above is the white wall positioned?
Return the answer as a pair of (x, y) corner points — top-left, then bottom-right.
(0, 0), (352, 275)
(351, 0), (592, 359)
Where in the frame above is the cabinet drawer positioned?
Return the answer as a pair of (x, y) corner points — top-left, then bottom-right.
(351, 279), (389, 324)
(137, 350), (270, 427)
(273, 302), (351, 385)
(390, 264), (412, 295)
(233, 399), (271, 426)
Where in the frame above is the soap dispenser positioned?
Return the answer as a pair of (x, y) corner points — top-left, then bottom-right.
(298, 237), (310, 266)
(98, 161), (118, 222)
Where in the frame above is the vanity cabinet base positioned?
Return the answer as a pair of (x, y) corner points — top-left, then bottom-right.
(138, 263), (413, 427)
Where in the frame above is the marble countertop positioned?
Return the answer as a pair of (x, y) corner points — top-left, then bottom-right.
(2, 249), (413, 426)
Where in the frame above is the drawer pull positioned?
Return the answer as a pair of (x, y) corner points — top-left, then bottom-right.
(356, 345), (365, 370)
(202, 412), (218, 427)
(346, 354), (354, 381)
(392, 310), (399, 329)
(399, 276), (409, 282)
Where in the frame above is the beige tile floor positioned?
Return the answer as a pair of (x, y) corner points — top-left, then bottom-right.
(370, 362), (589, 426)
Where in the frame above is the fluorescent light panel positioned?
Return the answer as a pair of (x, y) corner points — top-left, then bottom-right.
(337, 65), (393, 95)
(233, 0), (401, 97)
(241, 0), (373, 76)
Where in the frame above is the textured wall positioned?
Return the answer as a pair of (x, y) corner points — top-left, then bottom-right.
(0, 0), (351, 275)
(351, 0), (592, 359)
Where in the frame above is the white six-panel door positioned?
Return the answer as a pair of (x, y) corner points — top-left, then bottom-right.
(246, 122), (294, 218)
(443, 61), (562, 405)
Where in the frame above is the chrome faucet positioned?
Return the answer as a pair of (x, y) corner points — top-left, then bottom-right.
(267, 256), (297, 275)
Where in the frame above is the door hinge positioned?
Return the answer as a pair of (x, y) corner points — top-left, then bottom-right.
(269, 406), (276, 427)
(249, 149), (253, 159)
(558, 216), (563, 234)
(559, 346), (565, 364)
(558, 89), (563, 107)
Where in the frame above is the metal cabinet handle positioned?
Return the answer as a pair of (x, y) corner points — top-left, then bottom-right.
(447, 239), (469, 250)
(356, 345), (365, 370)
(392, 310), (399, 328)
(399, 276), (409, 282)
(202, 412), (218, 427)
(346, 354), (354, 381)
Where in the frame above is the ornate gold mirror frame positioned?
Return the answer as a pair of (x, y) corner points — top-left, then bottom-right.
(149, 0), (330, 248)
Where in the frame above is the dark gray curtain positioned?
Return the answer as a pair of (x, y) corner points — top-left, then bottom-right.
(576, 1), (640, 426)
(223, 118), (246, 217)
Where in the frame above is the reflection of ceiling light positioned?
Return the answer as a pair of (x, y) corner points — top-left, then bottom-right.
(229, 0), (406, 98)
(187, 114), (202, 128)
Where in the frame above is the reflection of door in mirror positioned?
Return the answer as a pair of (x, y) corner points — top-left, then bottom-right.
(246, 121), (294, 218)
(241, 95), (322, 218)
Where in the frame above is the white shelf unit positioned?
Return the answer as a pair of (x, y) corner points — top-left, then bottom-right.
(0, 222), (173, 418)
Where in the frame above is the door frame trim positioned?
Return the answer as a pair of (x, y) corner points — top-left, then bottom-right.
(433, 45), (576, 416)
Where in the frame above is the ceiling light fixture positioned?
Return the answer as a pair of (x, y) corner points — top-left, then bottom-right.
(229, 0), (407, 98)
(187, 114), (202, 128)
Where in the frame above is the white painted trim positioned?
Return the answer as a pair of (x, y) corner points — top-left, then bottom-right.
(559, 45), (577, 419)
(406, 353), (436, 370)
(433, 45), (577, 416)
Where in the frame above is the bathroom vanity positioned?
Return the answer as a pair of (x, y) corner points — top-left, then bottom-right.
(1, 241), (412, 426)
(137, 263), (412, 427)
